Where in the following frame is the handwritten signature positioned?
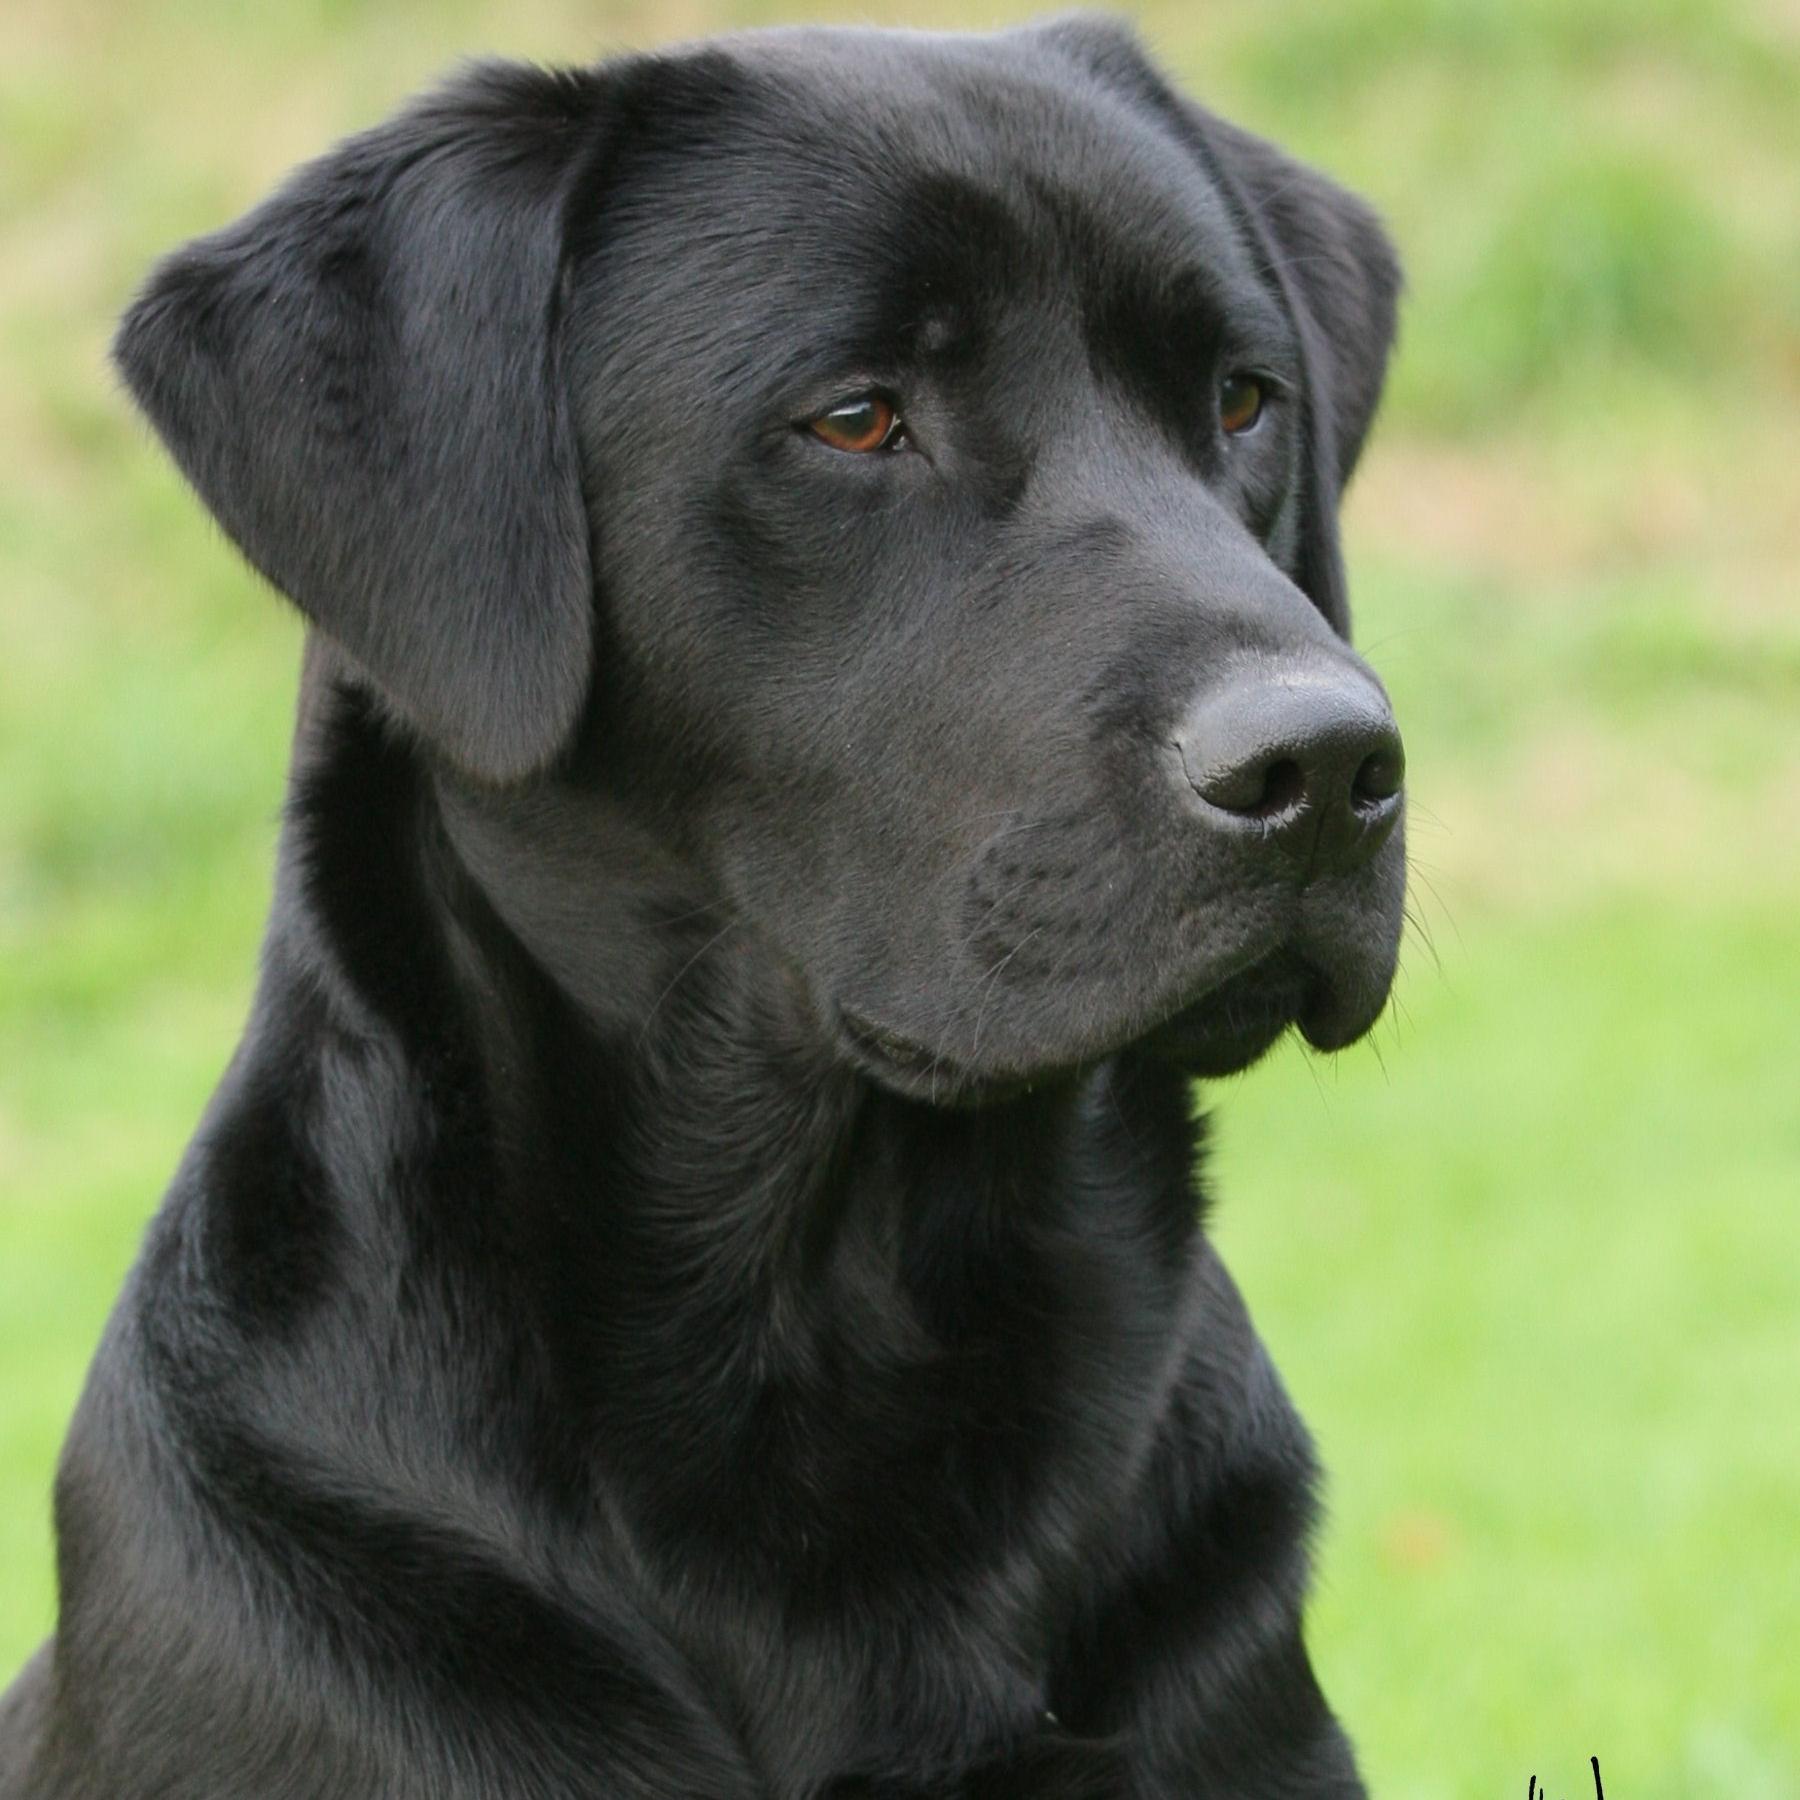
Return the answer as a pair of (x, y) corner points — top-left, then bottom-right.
(1528, 1756), (1604, 1800)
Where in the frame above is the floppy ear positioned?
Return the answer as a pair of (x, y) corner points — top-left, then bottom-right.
(1030, 17), (1401, 635)
(1191, 111), (1401, 489)
(114, 62), (607, 783)
(1189, 111), (1400, 634)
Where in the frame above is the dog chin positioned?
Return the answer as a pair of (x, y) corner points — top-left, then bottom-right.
(1142, 952), (1314, 1076)
(836, 943), (1390, 1104)
(1145, 948), (1394, 1076)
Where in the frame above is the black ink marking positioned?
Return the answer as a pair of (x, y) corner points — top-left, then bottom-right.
(1527, 1756), (1605, 1800)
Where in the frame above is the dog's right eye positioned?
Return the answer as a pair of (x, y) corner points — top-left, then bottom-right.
(807, 395), (905, 454)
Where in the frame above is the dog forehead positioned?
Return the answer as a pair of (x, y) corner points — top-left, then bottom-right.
(591, 25), (1252, 314)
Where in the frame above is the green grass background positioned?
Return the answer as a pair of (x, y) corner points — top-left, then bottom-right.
(2, 0), (1796, 1793)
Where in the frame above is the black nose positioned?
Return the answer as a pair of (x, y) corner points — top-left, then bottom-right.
(1174, 673), (1404, 875)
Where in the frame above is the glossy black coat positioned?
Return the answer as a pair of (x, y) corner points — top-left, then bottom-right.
(0, 18), (1402, 1796)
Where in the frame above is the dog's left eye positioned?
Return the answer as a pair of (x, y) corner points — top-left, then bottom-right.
(1219, 373), (1266, 437)
(808, 395), (906, 454)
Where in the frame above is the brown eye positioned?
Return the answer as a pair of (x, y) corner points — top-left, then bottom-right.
(809, 395), (903, 454)
(1219, 372), (1265, 436)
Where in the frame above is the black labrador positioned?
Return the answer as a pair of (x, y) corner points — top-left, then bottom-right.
(0, 17), (1405, 1797)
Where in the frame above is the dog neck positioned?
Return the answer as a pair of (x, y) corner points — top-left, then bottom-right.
(237, 677), (1202, 1551)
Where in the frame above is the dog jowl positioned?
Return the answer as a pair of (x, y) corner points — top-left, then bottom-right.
(0, 18), (1404, 1799)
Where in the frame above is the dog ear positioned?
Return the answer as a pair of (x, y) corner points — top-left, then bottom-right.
(1190, 110), (1401, 482)
(114, 63), (607, 783)
(1030, 18), (1401, 634)
(1190, 110), (1401, 634)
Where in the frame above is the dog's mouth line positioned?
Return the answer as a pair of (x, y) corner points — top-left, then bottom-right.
(837, 1007), (1064, 1106)
(836, 939), (1341, 1095)
(839, 1010), (987, 1088)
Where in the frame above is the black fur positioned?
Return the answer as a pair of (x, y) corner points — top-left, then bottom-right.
(0, 18), (1404, 1797)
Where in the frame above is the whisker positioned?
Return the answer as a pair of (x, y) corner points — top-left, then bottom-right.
(970, 926), (1047, 1061)
(636, 920), (740, 1048)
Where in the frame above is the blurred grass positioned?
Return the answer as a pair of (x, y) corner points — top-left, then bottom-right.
(1, 0), (1797, 1794)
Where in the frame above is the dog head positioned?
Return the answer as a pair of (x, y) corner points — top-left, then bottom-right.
(116, 17), (1405, 1101)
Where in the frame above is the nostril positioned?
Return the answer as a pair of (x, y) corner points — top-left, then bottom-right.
(1352, 742), (1405, 806)
(1183, 747), (1308, 818)
(1249, 756), (1305, 819)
